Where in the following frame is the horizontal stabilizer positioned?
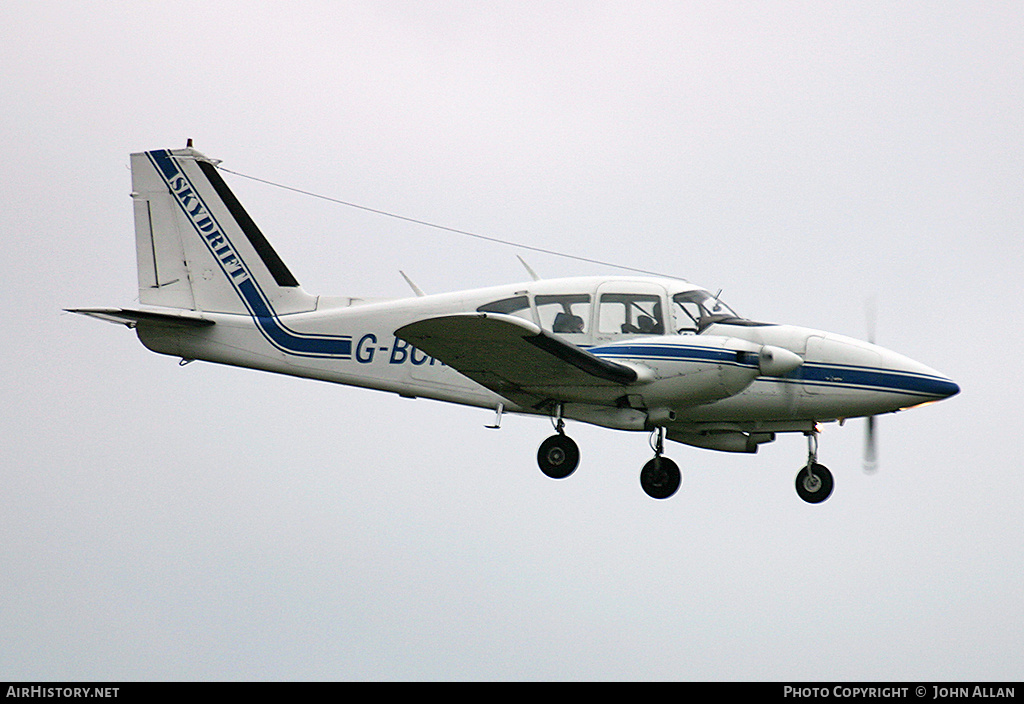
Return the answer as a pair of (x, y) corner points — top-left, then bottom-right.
(66, 307), (214, 328)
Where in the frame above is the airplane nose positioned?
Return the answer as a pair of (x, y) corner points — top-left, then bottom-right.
(889, 354), (959, 406)
(933, 375), (960, 399)
(844, 335), (960, 410)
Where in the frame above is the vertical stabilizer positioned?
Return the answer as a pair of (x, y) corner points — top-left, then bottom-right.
(130, 147), (315, 315)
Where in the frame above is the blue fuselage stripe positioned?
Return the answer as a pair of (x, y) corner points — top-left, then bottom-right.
(238, 279), (352, 356)
(592, 344), (955, 399)
(593, 344), (750, 366)
(784, 364), (958, 398)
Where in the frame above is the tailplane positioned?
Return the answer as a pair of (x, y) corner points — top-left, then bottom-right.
(131, 146), (315, 315)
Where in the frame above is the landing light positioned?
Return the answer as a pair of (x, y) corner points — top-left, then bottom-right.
(900, 399), (939, 411)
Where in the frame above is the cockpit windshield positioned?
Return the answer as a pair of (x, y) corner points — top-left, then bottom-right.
(672, 290), (745, 333)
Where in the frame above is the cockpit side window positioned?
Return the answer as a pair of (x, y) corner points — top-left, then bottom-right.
(477, 295), (533, 323)
(535, 294), (591, 334)
(598, 293), (664, 335)
(672, 291), (743, 333)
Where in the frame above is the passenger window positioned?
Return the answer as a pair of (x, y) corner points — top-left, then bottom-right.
(477, 295), (533, 323)
(535, 294), (591, 334)
(598, 294), (664, 335)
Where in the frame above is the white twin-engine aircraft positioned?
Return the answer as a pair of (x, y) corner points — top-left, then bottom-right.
(70, 147), (959, 502)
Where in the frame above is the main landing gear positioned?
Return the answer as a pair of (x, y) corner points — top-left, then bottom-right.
(796, 430), (834, 504)
(639, 427), (681, 500)
(535, 406), (681, 499)
(537, 404), (579, 480)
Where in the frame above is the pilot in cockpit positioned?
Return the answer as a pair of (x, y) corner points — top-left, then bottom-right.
(552, 312), (585, 333)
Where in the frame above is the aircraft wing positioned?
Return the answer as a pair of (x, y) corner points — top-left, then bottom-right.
(395, 313), (639, 406)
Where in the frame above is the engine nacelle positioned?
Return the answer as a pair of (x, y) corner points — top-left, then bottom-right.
(613, 336), (759, 408)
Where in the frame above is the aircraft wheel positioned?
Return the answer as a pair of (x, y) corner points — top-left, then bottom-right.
(537, 434), (579, 479)
(796, 462), (834, 504)
(640, 456), (681, 499)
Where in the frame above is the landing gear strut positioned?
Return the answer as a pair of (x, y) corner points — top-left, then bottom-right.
(796, 430), (834, 504)
(537, 403), (579, 479)
(640, 427), (681, 500)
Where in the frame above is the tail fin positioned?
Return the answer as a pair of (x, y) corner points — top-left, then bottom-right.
(131, 147), (316, 315)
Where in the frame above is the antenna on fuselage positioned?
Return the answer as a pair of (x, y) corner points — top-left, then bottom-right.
(399, 271), (425, 297)
(712, 289), (726, 312)
(517, 255), (541, 281)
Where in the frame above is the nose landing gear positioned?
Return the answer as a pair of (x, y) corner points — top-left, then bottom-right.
(796, 431), (834, 503)
(640, 427), (681, 500)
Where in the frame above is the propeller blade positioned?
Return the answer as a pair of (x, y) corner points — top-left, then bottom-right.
(863, 297), (879, 473)
(865, 295), (877, 344)
(864, 415), (878, 473)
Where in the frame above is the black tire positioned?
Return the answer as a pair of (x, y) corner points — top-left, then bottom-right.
(537, 434), (580, 479)
(640, 456), (681, 499)
(796, 462), (834, 504)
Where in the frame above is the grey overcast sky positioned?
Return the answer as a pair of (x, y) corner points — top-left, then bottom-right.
(2, 0), (1022, 681)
